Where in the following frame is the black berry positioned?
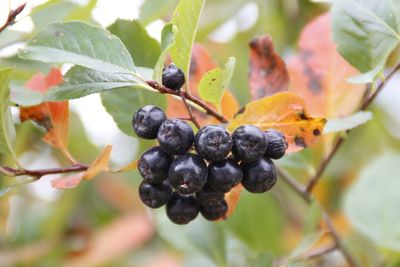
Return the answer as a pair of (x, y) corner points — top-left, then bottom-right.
(132, 105), (166, 139)
(166, 193), (199, 224)
(208, 159), (243, 193)
(195, 184), (225, 206)
(232, 125), (268, 162)
(139, 180), (172, 208)
(200, 200), (228, 221)
(194, 125), (232, 161)
(162, 63), (185, 91)
(264, 129), (288, 159)
(168, 153), (208, 194)
(241, 157), (277, 193)
(138, 147), (173, 183)
(157, 119), (194, 155)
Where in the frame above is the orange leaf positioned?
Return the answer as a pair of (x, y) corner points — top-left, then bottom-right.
(287, 13), (365, 117)
(19, 68), (71, 159)
(249, 35), (289, 99)
(224, 184), (243, 218)
(228, 92), (326, 153)
(112, 159), (138, 173)
(51, 172), (84, 189)
(221, 90), (239, 120)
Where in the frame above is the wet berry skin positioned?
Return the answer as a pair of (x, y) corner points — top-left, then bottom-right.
(194, 125), (232, 161)
(168, 153), (208, 194)
(139, 180), (173, 208)
(166, 193), (199, 224)
(132, 105), (166, 139)
(208, 159), (243, 193)
(232, 125), (268, 163)
(200, 199), (228, 221)
(138, 147), (173, 183)
(264, 129), (288, 159)
(162, 63), (185, 91)
(195, 184), (225, 206)
(241, 157), (278, 193)
(157, 119), (194, 155)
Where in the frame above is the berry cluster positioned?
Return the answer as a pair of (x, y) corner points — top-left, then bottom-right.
(132, 105), (288, 225)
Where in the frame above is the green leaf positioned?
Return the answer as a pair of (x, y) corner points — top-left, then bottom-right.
(344, 153), (400, 251)
(45, 66), (143, 101)
(140, 0), (178, 26)
(20, 21), (136, 74)
(289, 232), (325, 259)
(222, 57), (236, 90)
(101, 88), (166, 136)
(108, 19), (161, 68)
(10, 82), (43, 106)
(251, 252), (273, 267)
(66, 0), (97, 21)
(198, 68), (223, 105)
(324, 111), (373, 134)
(303, 199), (323, 235)
(168, 0), (205, 89)
(347, 60), (385, 84)
(0, 68), (17, 162)
(153, 23), (175, 82)
(332, 0), (400, 73)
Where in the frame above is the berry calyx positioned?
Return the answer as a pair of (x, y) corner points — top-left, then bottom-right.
(208, 159), (243, 192)
(232, 125), (268, 162)
(132, 105), (166, 139)
(168, 153), (208, 194)
(241, 157), (278, 193)
(200, 200), (228, 221)
(195, 184), (225, 206)
(139, 180), (173, 208)
(138, 146), (173, 184)
(194, 125), (232, 161)
(264, 129), (288, 159)
(162, 63), (185, 91)
(157, 119), (194, 155)
(166, 193), (199, 224)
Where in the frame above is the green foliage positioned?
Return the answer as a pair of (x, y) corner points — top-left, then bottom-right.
(324, 111), (373, 134)
(10, 82), (43, 106)
(140, 0), (178, 26)
(153, 23), (175, 82)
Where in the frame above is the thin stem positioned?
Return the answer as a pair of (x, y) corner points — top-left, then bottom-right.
(273, 243), (337, 266)
(180, 90), (200, 129)
(0, 164), (89, 179)
(0, 3), (26, 33)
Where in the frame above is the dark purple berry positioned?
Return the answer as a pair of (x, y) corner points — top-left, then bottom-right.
(139, 180), (172, 208)
(138, 147), (173, 183)
(194, 125), (232, 161)
(241, 157), (277, 193)
(162, 63), (185, 91)
(264, 129), (288, 159)
(168, 153), (208, 194)
(232, 125), (268, 163)
(195, 184), (225, 206)
(208, 159), (243, 193)
(132, 105), (166, 139)
(200, 200), (228, 221)
(157, 119), (194, 155)
(166, 193), (199, 224)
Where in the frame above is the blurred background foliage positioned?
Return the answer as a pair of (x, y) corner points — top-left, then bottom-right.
(0, 0), (400, 266)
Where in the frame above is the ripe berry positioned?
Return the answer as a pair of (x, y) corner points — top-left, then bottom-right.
(138, 146), (173, 183)
(208, 159), (243, 193)
(264, 129), (288, 159)
(200, 200), (228, 221)
(194, 125), (232, 161)
(162, 63), (185, 91)
(166, 193), (199, 224)
(168, 153), (208, 194)
(232, 125), (268, 162)
(196, 184), (225, 206)
(139, 180), (172, 209)
(157, 119), (194, 155)
(241, 157), (277, 193)
(132, 105), (166, 139)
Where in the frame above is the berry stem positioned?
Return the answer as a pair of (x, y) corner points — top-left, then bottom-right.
(0, 164), (89, 179)
(146, 80), (229, 123)
(0, 3), (26, 33)
(179, 90), (201, 129)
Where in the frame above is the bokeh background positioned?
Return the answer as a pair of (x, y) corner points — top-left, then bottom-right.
(1, 0), (400, 266)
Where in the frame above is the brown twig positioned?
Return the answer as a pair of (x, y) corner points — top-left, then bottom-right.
(179, 90), (201, 129)
(0, 3), (26, 33)
(305, 62), (400, 193)
(0, 164), (88, 179)
(273, 243), (337, 266)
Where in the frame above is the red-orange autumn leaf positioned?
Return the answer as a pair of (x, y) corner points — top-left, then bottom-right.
(19, 68), (72, 159)
(287, 13), (365, 118)
(249, 35), (289, 99)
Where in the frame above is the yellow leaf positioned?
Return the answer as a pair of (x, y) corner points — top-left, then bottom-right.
(83, 145), (112, 180)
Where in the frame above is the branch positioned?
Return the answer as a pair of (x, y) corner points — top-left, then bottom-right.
(306, 62), (400, 193)
(0, 3), (26, 33)
(0, 164), (88, 179)
(147, 80), (229, 123)
(273, 243), (337, 266)
(179, 90), (200, 129)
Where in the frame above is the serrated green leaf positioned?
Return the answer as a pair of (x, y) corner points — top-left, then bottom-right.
(324, 111), (373, 134)
(0, 68), (18, 162)
(153, 23), (175, 82)
(198, 68), (223, 105)
(100, 88), (166, 136)
(168, 0), (205, 90)
(332, 0), (400, 73)
(140, 0), (178, 26)
(20, 21), (136, 74)
(108, 19), (161, 68)
(344, 153), (400, 251)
